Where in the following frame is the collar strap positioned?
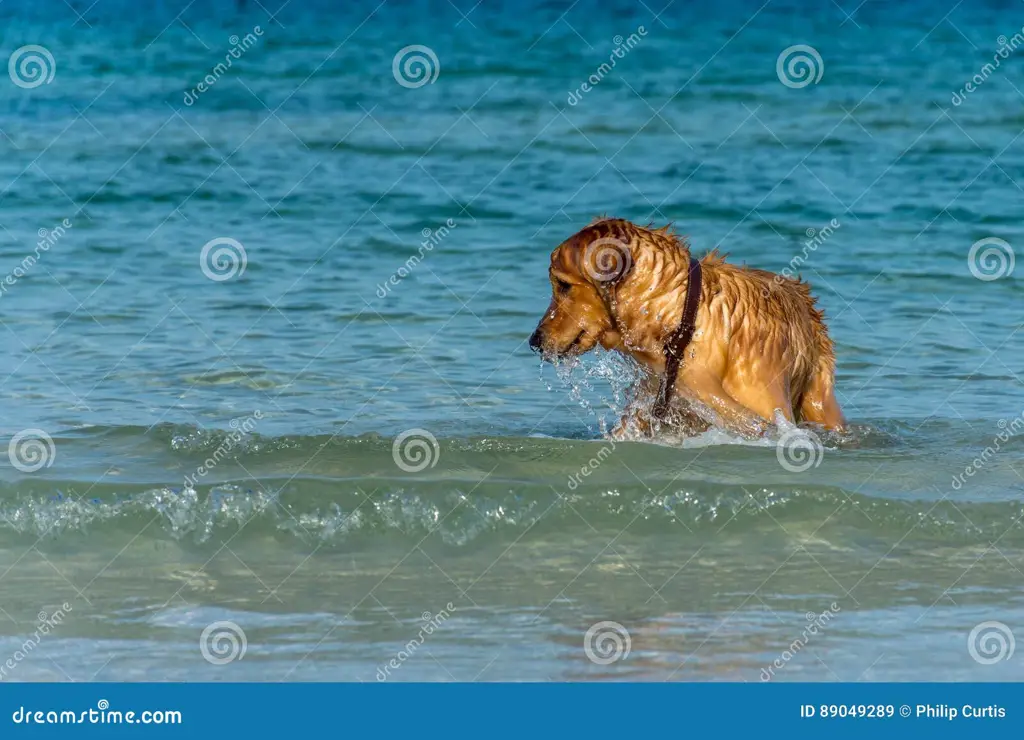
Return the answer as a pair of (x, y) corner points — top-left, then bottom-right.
(652, 257), (702, 419)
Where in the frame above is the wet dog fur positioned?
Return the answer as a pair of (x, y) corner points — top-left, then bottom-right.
(529, 218), (845, 437)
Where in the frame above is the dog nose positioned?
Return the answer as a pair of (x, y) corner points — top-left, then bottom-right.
(528, 328), (543, 352)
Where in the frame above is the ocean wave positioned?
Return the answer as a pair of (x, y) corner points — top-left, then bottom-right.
(2, 407), (1020, 549)
(2, 472), (1022, 549)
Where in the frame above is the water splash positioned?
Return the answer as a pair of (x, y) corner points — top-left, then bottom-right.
(543, 350), (642, 432)
(540, 354), (868, 450)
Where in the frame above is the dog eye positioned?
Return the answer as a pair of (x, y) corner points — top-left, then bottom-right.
(555, 279), (571, 295)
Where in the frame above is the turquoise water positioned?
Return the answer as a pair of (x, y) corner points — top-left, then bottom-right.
(1, 0), (1023, 681)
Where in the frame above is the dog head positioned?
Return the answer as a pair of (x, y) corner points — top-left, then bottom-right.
(529, 218), (691, 362)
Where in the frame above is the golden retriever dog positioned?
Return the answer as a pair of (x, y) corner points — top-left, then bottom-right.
(528, 218), (844, 438)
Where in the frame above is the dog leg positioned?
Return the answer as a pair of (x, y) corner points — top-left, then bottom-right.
(798, 369), (845, 430)
(610, 371), (661, 439)
(611, 412), (652, 440)
(681, 369), (769, 437)
(730, 378), (795, 426)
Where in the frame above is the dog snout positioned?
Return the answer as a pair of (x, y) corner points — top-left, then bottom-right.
(528, 327), (544, 352)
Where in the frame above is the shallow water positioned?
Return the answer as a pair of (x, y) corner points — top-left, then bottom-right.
(1, 0), (1023, 681)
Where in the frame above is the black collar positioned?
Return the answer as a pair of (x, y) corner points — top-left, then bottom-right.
(652, 257), (702, 419)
